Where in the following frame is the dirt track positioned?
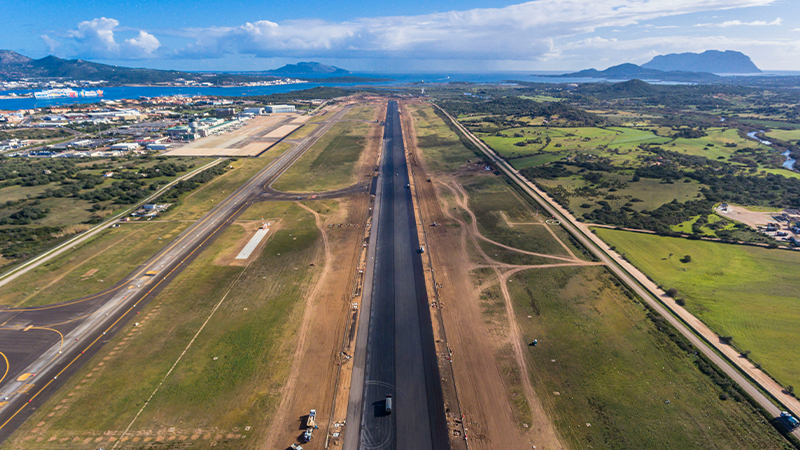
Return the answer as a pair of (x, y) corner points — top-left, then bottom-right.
(400, 100), (606, 449)
(260, 99), (382, 450)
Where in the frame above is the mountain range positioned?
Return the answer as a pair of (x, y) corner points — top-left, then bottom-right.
(556, 50), (762, 82)
(0, 50), (279, 85)
(642, 50), (761, 74)
(560, 63), (720, 83)
(0, 51), (366, 85)
(265, 62), (350, 75)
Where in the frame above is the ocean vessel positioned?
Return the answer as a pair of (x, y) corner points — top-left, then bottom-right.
(33, 89), (78, 99)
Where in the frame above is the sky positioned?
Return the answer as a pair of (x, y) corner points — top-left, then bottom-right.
(4, 0), (800, 72)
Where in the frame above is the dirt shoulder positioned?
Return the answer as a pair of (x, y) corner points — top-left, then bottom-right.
(401, 100), (563, 449)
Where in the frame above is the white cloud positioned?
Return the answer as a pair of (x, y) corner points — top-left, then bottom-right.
(47, 17), (160, 59)
(696, 17), (782, 27)
(41, 34), (60, 53)
(170, 0), (776, 60)
(67, 17), (120, 54)
(125, 31), (160, 56)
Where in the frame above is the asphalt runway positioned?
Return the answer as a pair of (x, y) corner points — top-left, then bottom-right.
(0, 104), (368, 443)
(351, 101), (448, 450)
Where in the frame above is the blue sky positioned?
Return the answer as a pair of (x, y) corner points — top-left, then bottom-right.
(5, 0), (800, 72)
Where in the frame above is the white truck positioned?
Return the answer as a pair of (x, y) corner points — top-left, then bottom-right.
(307, 409), (316, 427)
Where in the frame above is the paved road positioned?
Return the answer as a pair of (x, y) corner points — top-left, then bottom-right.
(437, 104), (800, 439)
(345, 101), (448, 450)
(0, 104), (365, 443)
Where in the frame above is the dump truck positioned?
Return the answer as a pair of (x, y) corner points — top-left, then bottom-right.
(782, 411), (800, 429)
(307, 409), (316, 427)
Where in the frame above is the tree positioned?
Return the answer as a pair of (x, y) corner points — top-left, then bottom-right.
(680, 254), (692, 263)
(666, 288), (679, 297)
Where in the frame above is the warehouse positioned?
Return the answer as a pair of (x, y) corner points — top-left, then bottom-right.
(265, 104), (296, 113)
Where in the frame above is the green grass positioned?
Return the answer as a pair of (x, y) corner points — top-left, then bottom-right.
(594, 228), (800, 391)
(162, 158), (269, 221)
(408, 105), (477, 172)
(343, 104), (379, 121)
(4, 202), (321, 448)
(0, 221), (188, 308)
(508, 152), (566, 170)
(272, 120), (372, 192)
(1, 158), (269, 308)
(536, 174), (703, 216)
(508, 265), (789, 449)
(765, 129), (800, 142)
(286, 123), (318, 139)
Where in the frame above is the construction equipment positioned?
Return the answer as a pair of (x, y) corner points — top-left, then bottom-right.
(385, 394), (393, 414)
(303, 428), (313, 442)
(418, 245), (425, 253)
(307, 409), (316, 427)
(290, 445), (303, 450)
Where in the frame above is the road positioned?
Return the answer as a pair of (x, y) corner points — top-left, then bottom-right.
(436, 104), (800, 439)
(0, 104), (368, 443)
(344, 101), (448, 450)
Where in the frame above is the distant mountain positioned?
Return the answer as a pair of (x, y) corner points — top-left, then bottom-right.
(560, 63), (720, 82)
(0, 50), (279, 85)
(0, 50), (31, 66)
(266, 62), (350, 75)
(642, 50), (760, 74)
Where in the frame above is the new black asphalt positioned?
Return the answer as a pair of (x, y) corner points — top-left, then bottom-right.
(358, 101), (448, 450)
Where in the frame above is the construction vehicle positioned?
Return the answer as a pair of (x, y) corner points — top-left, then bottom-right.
(303, 428), (313, 442)
(418, 245), (425, 253)
(290, 445), (303, 450)
(307, 409), (316, 427)
(385, 394), (393, 414)
(782, 411), (800, 429)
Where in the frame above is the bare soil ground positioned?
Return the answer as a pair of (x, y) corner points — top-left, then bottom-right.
(261, 101), (381, 449)
(260, 197), (370, 450)
(401, 100), (599, 449)
(212, 219), (281, 267)
(717, 204), (783, 229)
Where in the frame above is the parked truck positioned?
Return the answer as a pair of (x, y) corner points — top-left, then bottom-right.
(307, 409), (316, 427)
(385, 394), (393, 414)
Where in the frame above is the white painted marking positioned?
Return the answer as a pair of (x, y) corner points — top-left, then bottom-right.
(235, 228), (270, 260)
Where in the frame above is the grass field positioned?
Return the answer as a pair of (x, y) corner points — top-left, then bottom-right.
(1, 158), (270, 308)
(536, 173), (703, 216)
(407, 105), (478, 172)
(272, 120), (373, 192)
(161, 157), (269, 221)
(766, 129), (800, 142)
(0, 157), (214, 229)
(3, 202), (321, 448)
(343, 104), (379, 121)
(508, 265), (789, 449)
(594, 228), (800, 391)
(478, 125), (768, 165)
(0, 221), (188, 308)
(418, 102), (791, 449)
(286, 123), (318, 139)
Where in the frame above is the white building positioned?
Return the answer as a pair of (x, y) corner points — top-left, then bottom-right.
(243, 107), (265, 115)
(109, 142), (141, 151)
(265, 104), (295, 113)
